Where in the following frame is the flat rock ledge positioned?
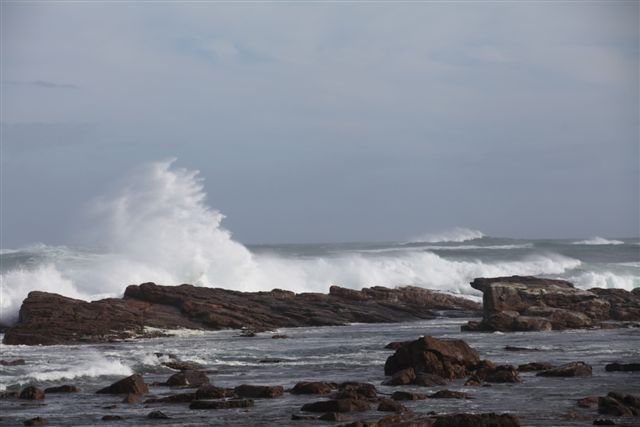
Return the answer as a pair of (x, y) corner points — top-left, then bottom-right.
(3, 283), (480, 345)
(462, 276), (640, 332)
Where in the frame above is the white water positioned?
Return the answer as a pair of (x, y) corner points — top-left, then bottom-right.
(0, 160), (634, 325)
(408, 227), (485, 243)
(572, 237), (625, 245)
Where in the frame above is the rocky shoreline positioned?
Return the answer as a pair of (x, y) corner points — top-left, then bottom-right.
(4, 275), (640, 346)
(2, 283), (480, 345)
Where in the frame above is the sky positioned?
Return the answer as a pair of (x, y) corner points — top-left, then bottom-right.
(1, 1), (638, 246)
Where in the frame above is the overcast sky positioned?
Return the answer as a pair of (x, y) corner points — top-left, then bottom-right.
(1, 1), (638, 246)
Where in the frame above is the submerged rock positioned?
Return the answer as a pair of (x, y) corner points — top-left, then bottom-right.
(598, 392), (640, 416)
(536, 362), (592, 377)
(605, 363), (640, 372)
(302, 399), (370, 413)
(291, 382), (335, 395)
(234, 385), (283, 398)
(44, 385), (80, 393)
(429, 390), (469, 399)
(147, 411), (170, 419)
(518, 362), (554, 372)
(189, 399), (254, 410)
(164, 370), (209, 388)
(1, 359), (26, 366)
(23, 417), (48, 426)
(19, 386), (45, 400)
(195, 385), (234, 400)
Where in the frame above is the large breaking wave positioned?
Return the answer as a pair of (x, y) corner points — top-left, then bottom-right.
(1, 160), (634, 325)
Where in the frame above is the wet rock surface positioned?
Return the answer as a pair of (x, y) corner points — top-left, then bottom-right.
(536, 361), (593, 377)
(3, 283), (480, 345)
(462, 276), (640, 332)
(96, 374), (149, 395)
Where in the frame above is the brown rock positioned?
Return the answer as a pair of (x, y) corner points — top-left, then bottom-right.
(1, 359), (26, 366)
(336, 382), (378, 399)
(377, 398), (407, 412)
(429, 390), (469, 399)
(165, 370), (209, 388)
(234, 384), (283, 398)
(195, 385), (234, 399)
(413, 373), (447, 386)
(319, 412), (350, 421)
(598, 392), (640, 416)
(23, 417), (48, 426)
(302, 399), (371, 413)
(391, 391), (427, 401)
(189, 399), (254, 410)
(383, 367), (416, 386)
(291, 382), (335, 395)
(147, 411), (170, 419)
(162, 361), (203, 371)
(577, 396), (599, 408)
(19, 386), (45, 400)
(145, 393), (195, 403)
(96, 374), (149, 395)
(44, 385), (79, 393)
(537, 362), (592, 377)
(518, 362), (554, 372)
(122, 393), (141, 404)
(434, 413), (521, 427)
(101, 415), (122, 421)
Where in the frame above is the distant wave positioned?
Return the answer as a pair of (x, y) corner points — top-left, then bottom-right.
(350, 243), (533, 254)
(409, 227), (485, 243)
(572, 237), (624, 245)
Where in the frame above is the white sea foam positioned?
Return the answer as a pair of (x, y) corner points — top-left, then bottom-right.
(570, 271), (639, 291)
(0, 160), (589, 325)
(409, 227), (485, 243)
(572, 237), (625, 245)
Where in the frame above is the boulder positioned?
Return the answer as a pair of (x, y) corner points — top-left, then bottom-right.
(234, 385), (283, 398)
(383, 367), (416, 386)
(414, 373), (447, 386)
(384, 336), (480, 380)
(434, 413), (521, 427)
(147, 411), (170, 419)
(577, 396), (599, 408)
(302, 399), (370, 413)
(1, 359), (26, 366)
(391, 391), (427, 401)
(44, 385), (80, 393)
(291, 382), (335, 395)
(96, 374), (149, 395)
(190, 399), (254, 410)
(122, 393), (141, 404)
(537, 362), (592, 377)
(23, 417), (48, 426)
(462, 276), (640, 332)
(145, 393), (195, 403)
(429, 390), (469, 399)
(19, 386), (45, 400)
(518, 362), (554, 372)
(319, 412), (350, 421)
(336, 382), (378, 400)
(377, 398), (407, 412)
(101, 415), (122, 421)
(598, 392), (640, 416)
(195, 385), (234, 400)
(165, 370), (209, 388)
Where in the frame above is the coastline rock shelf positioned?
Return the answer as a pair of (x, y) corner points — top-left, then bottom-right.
(462, 276), (640, 332)
(2, 283), (480, 345)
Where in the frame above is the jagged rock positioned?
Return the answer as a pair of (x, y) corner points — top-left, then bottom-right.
(377, 398), (407, 412)
(195, 385), (234, 399)
(598, 392), (640, 416)
(518, 362), (554, 372)
(462, 276), (640, 332)
(433, 413), (521, 427)
(291, 382), (335, 395)
(3, 283), (479, 345)
(19, 386), (44, 400)
(165, 370), (209, 388)
(336, 382), (378, 400)
(384, 336), (480, 381)
(147, 411), (170, 419)
(537, 362), (592, 377)
(44, 385), (79, 393)
(302, 399), (371, 413)
(189, 399), (254, 410)
(605, 363), (640, 372)
(96, 374), (149, 395)
(234, 385), (283, 398)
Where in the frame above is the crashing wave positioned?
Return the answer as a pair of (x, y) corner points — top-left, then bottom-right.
(572, 237), (624, 245)
(408, 227), (485, 243)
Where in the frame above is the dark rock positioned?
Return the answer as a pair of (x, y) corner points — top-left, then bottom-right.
(598, 392), (640, 416)
(377, 398), (407, 412)
(23, 417), (48, 426)
(3, 283), (480, 345)
(1, 390), (19, 398)
(593, 419), (616, 425)
(19, 386), (45, 400)
(385, 341), (412, 350)
(464, 376), (482, 386)
(145, 393), (195, 403)
(44, 385), (79, 393)
(272, 334), (289, 339)
(462, 276), (640, 332)
(147, 411), (170, 419)
(605, 362), (640, 372)
(319, 412), (350, 421)
(537, 362), (592, 377)
(291, 382), (335, 395)
(483, 365), (521, 383)
(336, 382), (378, 400)
(101, 415), (122, 421)
(189, 399), (254, 410)
(577, 396), (599, 408)
(434, 413), (521, 427)
(122, 393), (141, 404)
(234, 384), (283, 398)
(518, 362), (554, 372)
(384, 336), (480, 380)
(391, 391), (427, 401)
(302, 399), (371, 413)
(195, 385), (235, 399)
(258, 358), (282, 364)
(97, 374), (149, 395)
(504, 346), (541, 352)
(1, 359), (26, 366)
(383, 367), (416, 386)
(429, 390), (469, 399)
(165, 370), (209, 388)
(414, 373), (448, 386)
(292, 414), (319, 421)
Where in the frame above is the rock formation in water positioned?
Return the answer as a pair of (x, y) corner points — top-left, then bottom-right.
(2, 282), (480, 345)
(462, 276), (640, 332)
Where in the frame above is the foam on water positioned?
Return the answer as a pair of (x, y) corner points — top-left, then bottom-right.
(0, 160), (635, 326)
(408, 227), (485, 243)
(572, 237), (625, 245)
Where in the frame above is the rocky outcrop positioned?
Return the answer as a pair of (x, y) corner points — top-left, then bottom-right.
(3, 283), (480, 345)
(96, 374), (149, 395)
(598, 392), (640, 416)
(462, 276), (640, 332)
(536, 362), (592, 377)
(19, 386), (44, 400)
